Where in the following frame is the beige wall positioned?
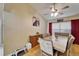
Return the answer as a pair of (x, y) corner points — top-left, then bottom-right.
(4, 4), (47, 55)
(64, 14), (79, 21)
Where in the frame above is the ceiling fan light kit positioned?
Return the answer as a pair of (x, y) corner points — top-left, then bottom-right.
(51, 12), (58, 17)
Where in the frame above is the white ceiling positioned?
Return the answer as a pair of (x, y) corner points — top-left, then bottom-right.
(30, 3), (79, 20)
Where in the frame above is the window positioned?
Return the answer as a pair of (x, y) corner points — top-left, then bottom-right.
(52, 21), (71, 33)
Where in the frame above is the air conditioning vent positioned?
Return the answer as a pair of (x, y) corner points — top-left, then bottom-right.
(57, 19), (64, 22)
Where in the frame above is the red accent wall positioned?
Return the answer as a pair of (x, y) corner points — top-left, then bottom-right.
(71, 19), (79, 44)
(49, 23), (52, 35)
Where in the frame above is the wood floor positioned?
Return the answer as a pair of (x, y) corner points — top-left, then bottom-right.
(23, 44), (79, 56)
(70, 44), (79, 56)
(23, 45), (42, 56)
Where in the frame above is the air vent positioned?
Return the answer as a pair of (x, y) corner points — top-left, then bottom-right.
(57, 19), (64, 22)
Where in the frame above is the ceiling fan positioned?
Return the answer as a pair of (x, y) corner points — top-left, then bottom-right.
(44, 3), (69, 17)
(51, 3), (69, 16)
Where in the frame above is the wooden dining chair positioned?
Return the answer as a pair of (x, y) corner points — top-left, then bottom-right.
(58, 35), (75, 56)
(38, 38), (54, 56)
(54, 34), (75, 56)
(66, 35), (75, 56)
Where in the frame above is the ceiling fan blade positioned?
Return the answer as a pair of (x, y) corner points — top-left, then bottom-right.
(62, 6), (69, 10)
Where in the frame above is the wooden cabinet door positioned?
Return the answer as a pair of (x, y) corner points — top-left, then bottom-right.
(29, 35), (40, 48)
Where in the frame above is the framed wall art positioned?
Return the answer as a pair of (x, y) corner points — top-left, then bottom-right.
(32, 16), (40, 27)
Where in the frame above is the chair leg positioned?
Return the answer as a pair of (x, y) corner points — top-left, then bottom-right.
(66, 50), (69, 56)
(66, 49), (71, 56)
(54, 51), (58, 56)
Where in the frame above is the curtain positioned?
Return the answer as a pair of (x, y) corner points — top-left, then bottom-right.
(71, 19), (79, 45)
(49, 23), (52, 35)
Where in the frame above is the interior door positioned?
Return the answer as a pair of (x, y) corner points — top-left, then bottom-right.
(0, 19), (1, 44)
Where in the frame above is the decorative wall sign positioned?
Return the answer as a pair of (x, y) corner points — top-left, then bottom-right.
(32, 16), (40, 27)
